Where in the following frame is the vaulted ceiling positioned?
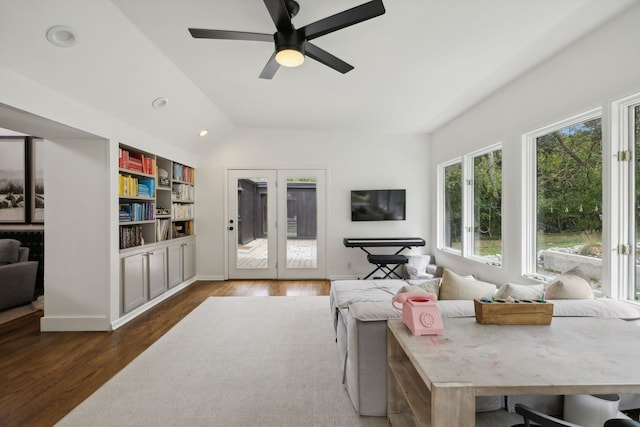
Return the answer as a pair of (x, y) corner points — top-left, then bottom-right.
(0, 0), (636, 146)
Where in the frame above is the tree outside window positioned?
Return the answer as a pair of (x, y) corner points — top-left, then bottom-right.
(472, 149), (502, 262)
(443, 162), (462, 251)
(536, 117), (603, 290)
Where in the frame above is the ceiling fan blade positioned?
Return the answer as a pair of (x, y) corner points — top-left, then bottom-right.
(305, 42), (354, 74)
(300, 0), (385, 41)
(259, 52), (280, 79)
(263, 0), (294, 32)
(189, 28), (273, 42)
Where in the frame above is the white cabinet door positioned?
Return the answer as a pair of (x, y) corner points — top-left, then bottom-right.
(122, 253), (147, 313)
(182, 240), (196, 280)
(148, 249), (168, 299)
(167, 243), (183, 289)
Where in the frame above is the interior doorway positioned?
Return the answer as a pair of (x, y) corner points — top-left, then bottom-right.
(227, 169), (326, 279)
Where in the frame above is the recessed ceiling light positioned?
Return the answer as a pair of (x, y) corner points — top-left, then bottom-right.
(199, 129), (209, 137)
(46, 25), (77, 48)
(151, 97), (169, 109)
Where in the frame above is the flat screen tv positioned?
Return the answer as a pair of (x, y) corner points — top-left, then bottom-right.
(351, 189), (406, 221)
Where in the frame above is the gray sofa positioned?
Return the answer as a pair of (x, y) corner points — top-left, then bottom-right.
(330, 275), (640, 417)
(0, 239), (38, 312)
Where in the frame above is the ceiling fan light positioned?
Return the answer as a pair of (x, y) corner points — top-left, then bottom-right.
(276, 48), (305, 67)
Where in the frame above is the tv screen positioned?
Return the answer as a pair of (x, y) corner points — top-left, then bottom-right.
(351, 189), (406, 221)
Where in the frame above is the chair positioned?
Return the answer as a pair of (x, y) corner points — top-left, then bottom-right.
(604, 420), (640, 427)
(512, 403), (584, 427)
(401, 254), (444, 280)
(0, 239), (38, 312)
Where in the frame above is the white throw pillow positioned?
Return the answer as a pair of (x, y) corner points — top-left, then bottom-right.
(398, 278), (441, 298)
(439, 269), (497, 300)
(545, 274), (594, 299)
(495, 283), (544, 300)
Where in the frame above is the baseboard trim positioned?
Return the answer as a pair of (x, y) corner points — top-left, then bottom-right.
(196, 275), (225, 281)
(41, 315), (110, 332)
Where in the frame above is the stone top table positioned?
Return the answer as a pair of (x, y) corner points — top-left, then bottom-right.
(387, 316), (640, 426)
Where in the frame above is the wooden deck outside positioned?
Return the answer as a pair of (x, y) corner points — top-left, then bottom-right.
(237, 238), (317, 269)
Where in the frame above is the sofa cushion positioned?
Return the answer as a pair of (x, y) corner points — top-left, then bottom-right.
(495, 283), (544, 300)
(398, 278), (441, 297)
(350, 300), (478, 322)
(439, 269), (497, 300)
(550, 299), (640, 319)
(0, 239), (20, 265)
(545, 274), (594, 299)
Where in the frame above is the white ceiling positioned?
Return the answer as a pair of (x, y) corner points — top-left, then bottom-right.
(0, 0), (637, 145)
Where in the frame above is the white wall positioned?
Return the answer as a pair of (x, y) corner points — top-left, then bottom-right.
(41, 137), (111, 331)
(195, 128), (431, 279)
(0, 67), (200, 331)
(428, 4), (640, 285)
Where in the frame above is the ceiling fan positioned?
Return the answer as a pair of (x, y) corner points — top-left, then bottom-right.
(188, 0), (385, 79)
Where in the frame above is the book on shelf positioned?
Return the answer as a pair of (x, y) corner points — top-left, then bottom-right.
(119, 148), (156, 175)
(137, 177), (155, 198)
(156, 219), (171, 241)
(119, 224), (144, 249)
(172, 202), (194, 219)
(119, 202), (154, 222)
(119, 173), (139, 197)
(172, 183), (194, 201)
(119, 204), (132, 222)
(173, 163), (195, 184)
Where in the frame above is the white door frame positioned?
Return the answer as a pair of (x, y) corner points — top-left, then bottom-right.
(226, 168), (326, 279)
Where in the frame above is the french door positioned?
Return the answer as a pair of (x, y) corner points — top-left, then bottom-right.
(227, 169), (326, 279)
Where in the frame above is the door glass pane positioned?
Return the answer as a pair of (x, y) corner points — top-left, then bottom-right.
(473, 149), (502, 262)
(444, 162), (462, 250)
(286, 177), (317, 268)
(236, 177), (268, 269)
(536, 118), (603, 293)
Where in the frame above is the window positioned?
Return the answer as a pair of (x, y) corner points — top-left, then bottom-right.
(438, 145), (503, 265)
(523, 109), (603, 292)
(466, 146), (502, 264)
(611, 93), (640, 301)
(439, 160), (462, 253)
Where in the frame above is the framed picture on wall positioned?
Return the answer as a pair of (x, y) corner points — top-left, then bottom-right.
(0, 137), (27, 223)
(31, 138), (45, 223)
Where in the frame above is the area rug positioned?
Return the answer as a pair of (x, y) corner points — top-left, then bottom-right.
(56, 296), (388, 427)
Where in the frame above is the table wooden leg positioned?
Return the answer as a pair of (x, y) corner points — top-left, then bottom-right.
(431, 382), (475, 427)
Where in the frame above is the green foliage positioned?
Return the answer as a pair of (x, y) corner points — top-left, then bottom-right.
(536, 118), (602, 234)
(444, 162), (462, 246)
(474, 150), (502, 238)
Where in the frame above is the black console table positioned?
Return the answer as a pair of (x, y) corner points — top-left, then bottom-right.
(343, 237), (426, 279)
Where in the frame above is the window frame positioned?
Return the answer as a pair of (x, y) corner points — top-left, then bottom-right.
(437, 158), (463, 255)
(611, 94), (640, 300)
(522, 107), (603, 282)
(463, 143), (503, 266)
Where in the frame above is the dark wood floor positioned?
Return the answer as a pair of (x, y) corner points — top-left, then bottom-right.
(0, 280), (330, 427)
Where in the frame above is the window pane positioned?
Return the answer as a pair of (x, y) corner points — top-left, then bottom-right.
(444, 163), (462, 250)
(286, 177), (317, 269)
(236, 177), (268, 269)
(536, 118), (602, 292)
(473, 150), (502, 262)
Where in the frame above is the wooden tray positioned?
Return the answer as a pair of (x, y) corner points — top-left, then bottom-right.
(473, 298), (553, 325)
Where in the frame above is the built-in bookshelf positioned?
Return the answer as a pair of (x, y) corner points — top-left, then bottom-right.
(118, 144), (195, 250)
(171, 162), (195, 240)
